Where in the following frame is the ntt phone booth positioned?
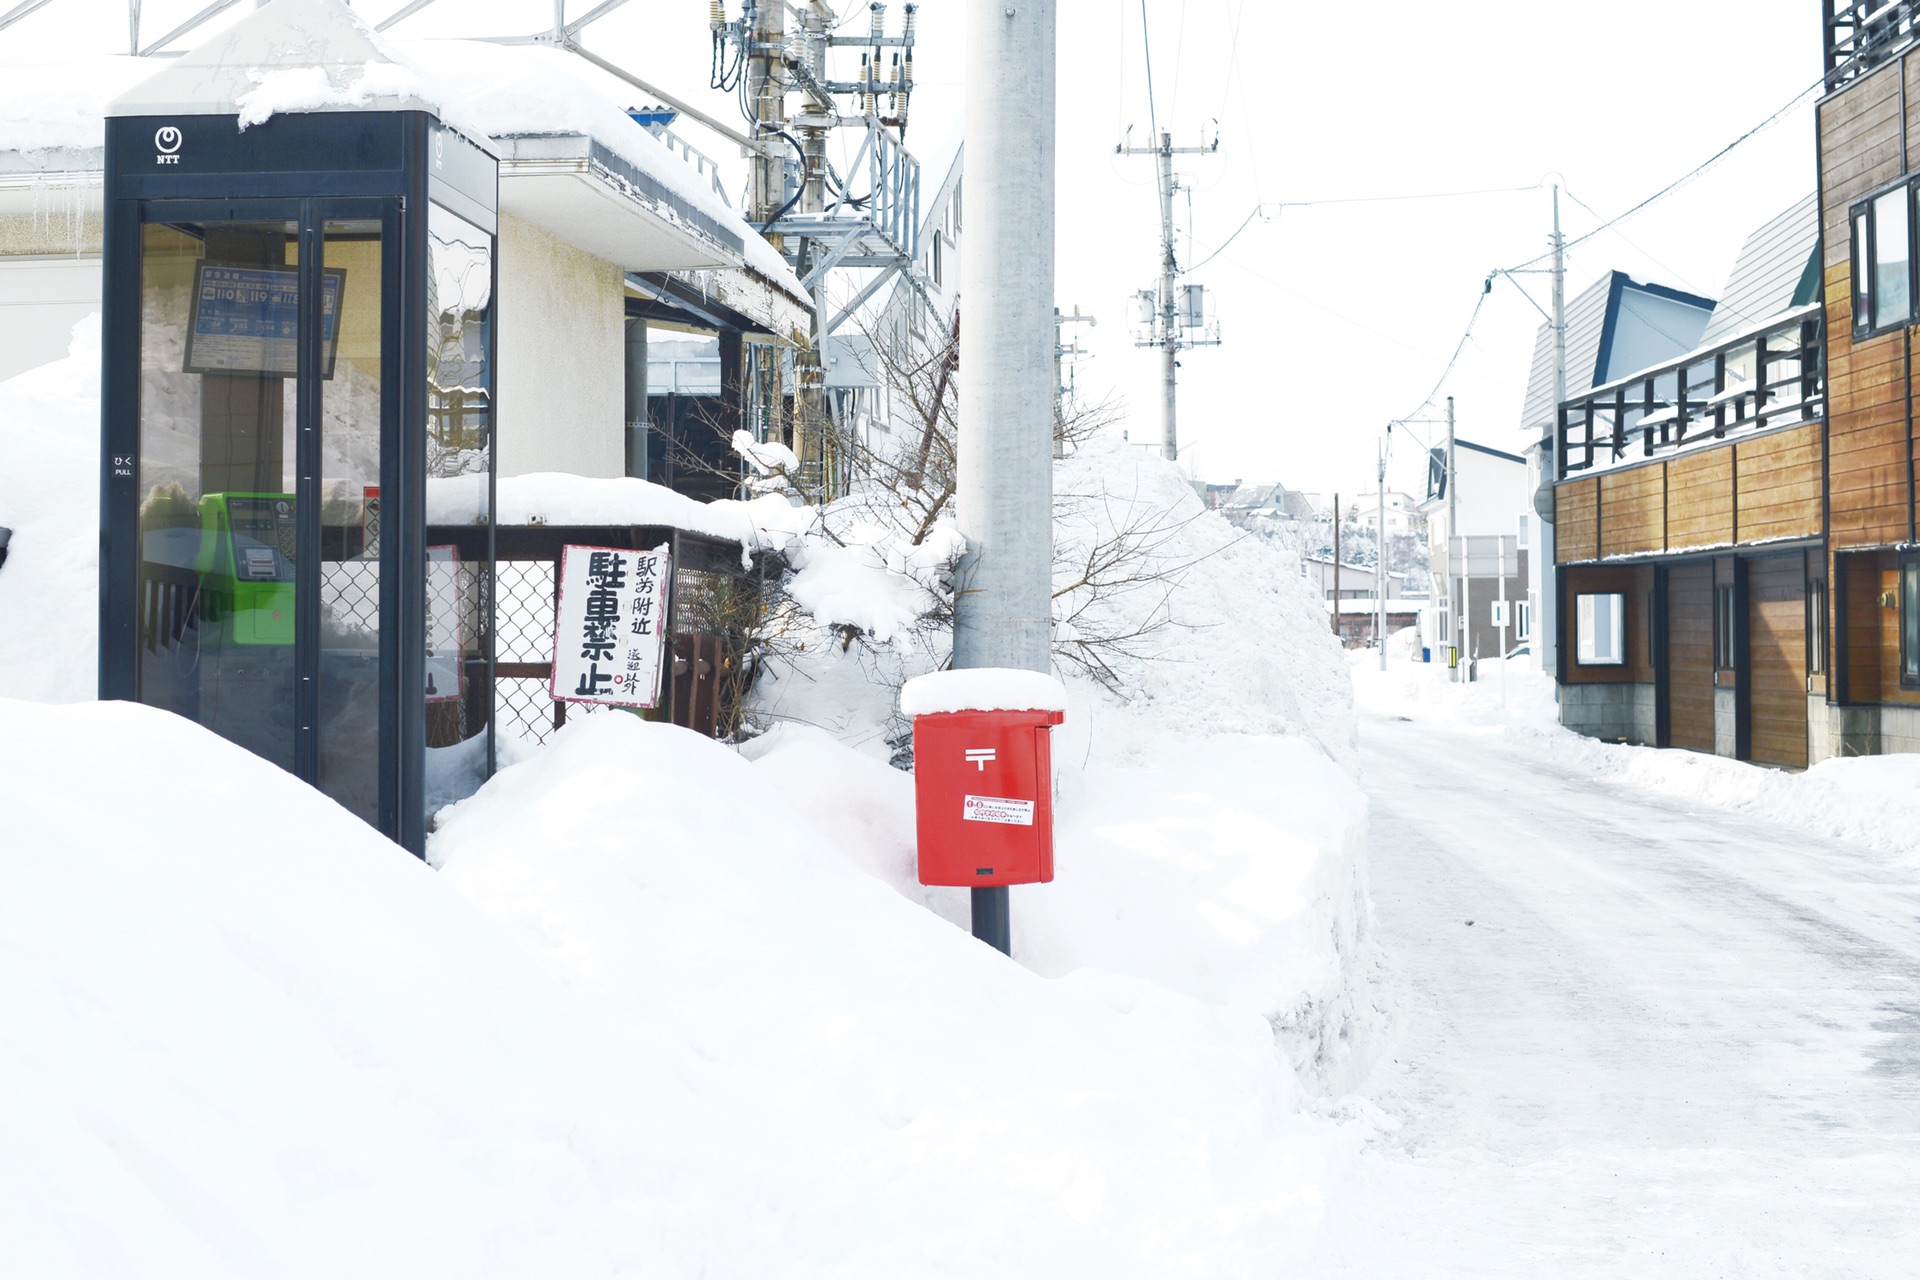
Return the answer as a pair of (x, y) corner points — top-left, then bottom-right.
(98, 98), (500, 856)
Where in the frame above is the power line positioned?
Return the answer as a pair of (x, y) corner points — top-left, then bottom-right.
(1183, 182), (1542, 276)
(1506, 75), (1822, 273)
(1139, 0), (1160, 142)
(1389, 77), (1821, 429)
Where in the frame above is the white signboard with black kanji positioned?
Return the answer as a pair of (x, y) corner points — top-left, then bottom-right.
(551, 544), (671, 708)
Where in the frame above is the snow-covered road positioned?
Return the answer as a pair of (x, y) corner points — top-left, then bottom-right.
(1313, 708), (1920, 1276)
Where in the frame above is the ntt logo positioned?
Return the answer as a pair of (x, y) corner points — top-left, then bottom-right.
(154, 126), (182, 165)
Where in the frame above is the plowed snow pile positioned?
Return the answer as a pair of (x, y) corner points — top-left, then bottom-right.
(0, 328), (1379, 1272)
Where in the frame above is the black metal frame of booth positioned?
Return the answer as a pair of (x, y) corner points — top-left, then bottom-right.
(99, 110), (498, 856)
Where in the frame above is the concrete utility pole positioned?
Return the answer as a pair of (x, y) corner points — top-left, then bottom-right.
(1446, 395), (1456, 668)
(954, 0), (1055, 954)
(1542, 184), (1567, 677)
(1377, 437), (1388, 672)
(1053, 304), (1096, 457)
(1119, 129), (1218, 462)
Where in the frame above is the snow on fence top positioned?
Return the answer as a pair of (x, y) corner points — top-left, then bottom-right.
(425, 471), (811, 553)
(900, 669), (1070, 717)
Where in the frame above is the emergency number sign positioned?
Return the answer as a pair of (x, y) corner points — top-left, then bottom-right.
(551, 544), (670, 708)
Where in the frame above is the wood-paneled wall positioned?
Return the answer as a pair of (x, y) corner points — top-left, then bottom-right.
(1600, 465), (1664, 557)
(1554, 425), (1822, 564)
(1561, 563), (1655, 685)
(1822, 53), (1916, 550)
(1556, 477), (1598, 562)
(1667, 448), (1733, 549)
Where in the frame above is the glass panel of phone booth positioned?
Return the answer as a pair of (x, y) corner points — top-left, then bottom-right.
(317, 218), (384, 824)
(423, 203), (494, 810)
(136, 219), (301, 773)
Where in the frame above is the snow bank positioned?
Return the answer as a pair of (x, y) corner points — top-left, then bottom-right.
(752, 441), (1379, 1091)
(901, 667), (1069, 715)
(0, 316), (98, 703)
(428, 712), (1350, 1273)
(0, 698), (661, 1276)
(5, 695), (1354, 1274)
(1052, 440), (1358, 772)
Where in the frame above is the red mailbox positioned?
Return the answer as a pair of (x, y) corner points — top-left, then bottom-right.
(902, 669), (1068, 888)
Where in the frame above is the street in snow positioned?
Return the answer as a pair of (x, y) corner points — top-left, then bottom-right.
(1314, 667), (1920, 1275)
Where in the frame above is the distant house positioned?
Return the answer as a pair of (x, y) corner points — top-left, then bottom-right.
(1347, 490), (1422, 536)
(1222, 482), (1319, 521)
(1304, 557), (1407, 602)
(1418, 438), (1530, 667)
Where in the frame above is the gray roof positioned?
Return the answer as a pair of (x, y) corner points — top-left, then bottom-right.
(1696, 194), (1819, 346)
(1518, 272), (1716, 438)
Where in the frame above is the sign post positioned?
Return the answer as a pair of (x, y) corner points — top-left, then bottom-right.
(551, 544), (672, 711)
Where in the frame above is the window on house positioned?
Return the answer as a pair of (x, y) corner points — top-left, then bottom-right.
(1714, 582), (1737, 670)
(1852, 184), (1916, 335)
(1517, 597), (1534, 641)
(1853, 208), (1872, 331)
(931, 233), (942, 287)
(1902, 557), (1920, 685)
(1807, 579), (1826, 677)
(1575, 592), (1625, 665)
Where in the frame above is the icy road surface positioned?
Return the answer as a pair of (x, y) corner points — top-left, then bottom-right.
(1314, 710), (1920, 1276)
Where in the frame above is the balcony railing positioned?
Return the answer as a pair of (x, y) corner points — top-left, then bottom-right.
(1826, 0), (1919, 90)
(1556, 305), (1823, 481)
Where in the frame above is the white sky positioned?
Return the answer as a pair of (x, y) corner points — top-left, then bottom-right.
(3, 0), (1825, 500)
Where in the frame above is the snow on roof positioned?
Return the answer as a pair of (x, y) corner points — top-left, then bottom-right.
(105, 0), (490, 144)
(900, 668), (1070, 717)
(397, 39), (800, 296)
(0, 57), (152, 159)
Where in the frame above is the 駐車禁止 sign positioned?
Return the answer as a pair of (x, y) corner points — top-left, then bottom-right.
(551, 544), (671, 708)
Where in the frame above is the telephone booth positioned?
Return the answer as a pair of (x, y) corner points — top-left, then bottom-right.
(97, 3), (498, 855)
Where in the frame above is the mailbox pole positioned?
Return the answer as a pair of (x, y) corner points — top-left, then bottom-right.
(953, 0), (1056, 955)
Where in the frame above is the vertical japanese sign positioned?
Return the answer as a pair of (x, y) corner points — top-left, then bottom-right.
(551, 544), (671, 708)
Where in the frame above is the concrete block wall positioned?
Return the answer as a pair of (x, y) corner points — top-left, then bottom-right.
(1559, 682), (1656, 745)
(1714, 687), (1737, 758)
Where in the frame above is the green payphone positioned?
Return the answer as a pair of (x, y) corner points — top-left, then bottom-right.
(195, 493), (297, 646)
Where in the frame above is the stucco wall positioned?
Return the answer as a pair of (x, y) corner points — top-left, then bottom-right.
(495, 211), (624, 480)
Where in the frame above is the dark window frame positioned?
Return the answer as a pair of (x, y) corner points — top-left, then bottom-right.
(1807, 577), (1827, 677)
(1714, 581), (1737, 670)
(1850, 179), (1919, 339)
(1901, 554), (1920, 688)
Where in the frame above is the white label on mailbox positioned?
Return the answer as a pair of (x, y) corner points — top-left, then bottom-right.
(963, 794), (1035, 826)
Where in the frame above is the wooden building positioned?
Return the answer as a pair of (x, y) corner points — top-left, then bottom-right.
(1547, 4), (1920, 768)
(1549, 186), (1824, 764)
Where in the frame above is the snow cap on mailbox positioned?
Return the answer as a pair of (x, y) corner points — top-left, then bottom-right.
(899, 668), (1069, 718)
(902, 668), (1067, 888)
